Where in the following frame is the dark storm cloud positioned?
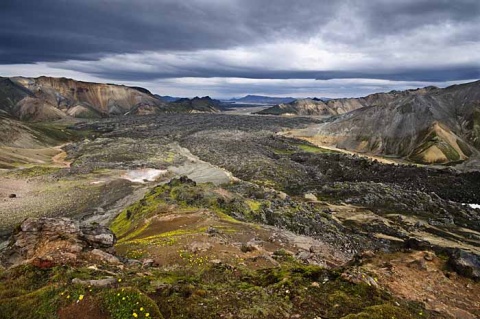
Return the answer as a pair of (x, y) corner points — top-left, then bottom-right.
(84, 65), (480, 83)
(0, 0), (337, 63)
(0, 0), (479, 85)
(365, 0), (480, 33)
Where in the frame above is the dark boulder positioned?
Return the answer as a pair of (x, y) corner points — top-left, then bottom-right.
(448, 249), (480, 281)
(80, 223), (116, 248)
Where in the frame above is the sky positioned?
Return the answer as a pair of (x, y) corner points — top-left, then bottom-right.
(0, 0), (479, 99)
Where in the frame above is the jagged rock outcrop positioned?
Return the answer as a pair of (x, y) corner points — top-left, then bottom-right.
(1, 217), (118, 268)
(292, 81), (480, 165)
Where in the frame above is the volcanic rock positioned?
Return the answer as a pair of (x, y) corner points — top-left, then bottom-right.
(1, 217), (118, 268)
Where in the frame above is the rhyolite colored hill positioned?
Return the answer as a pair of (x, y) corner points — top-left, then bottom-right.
(0, 76), (222, 121)
(290, 81), (480, 166)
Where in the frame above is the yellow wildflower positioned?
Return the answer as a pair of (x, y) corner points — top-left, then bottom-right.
(145, 314), (150, 318)
(78, 294), (84, 301)
(133, 313), (138, 318)
(140, 307), (144, 311)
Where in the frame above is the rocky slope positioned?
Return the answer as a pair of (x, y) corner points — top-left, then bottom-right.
(290, 81), (480, 165)
(0, 77), (222, 121)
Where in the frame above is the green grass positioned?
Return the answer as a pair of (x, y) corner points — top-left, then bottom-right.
(11, 166), (62, 178)
(102, 287), (163, 319)
(30, 122), (93, 145)
(297, 144), (332, 153)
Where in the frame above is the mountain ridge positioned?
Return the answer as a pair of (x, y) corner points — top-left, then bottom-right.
(0, 76), (221, 121)
(225, 95), (297, 105)
(290, 80), (480, 166)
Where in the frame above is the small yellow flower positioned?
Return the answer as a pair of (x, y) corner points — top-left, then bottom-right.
(133, 313), (138, 318)
(118, 278), (122, 282)
(140, 307), (144, 311)
(78, 294), (84, 301)
(145, 314), (150, 318)
(67, 295), (70, 299)
(122, 297), (126, 300)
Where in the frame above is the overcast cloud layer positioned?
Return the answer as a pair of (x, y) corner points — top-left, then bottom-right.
(0, 0), (479, 98)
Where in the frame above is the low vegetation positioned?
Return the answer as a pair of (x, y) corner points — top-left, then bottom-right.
(0, 262), (429, 319)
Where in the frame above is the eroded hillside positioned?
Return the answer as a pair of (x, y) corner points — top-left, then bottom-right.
(289, 81), (480, 166)
(0, 77), (223, 121)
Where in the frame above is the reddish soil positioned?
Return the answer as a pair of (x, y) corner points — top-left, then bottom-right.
(58, 297), (109, 319)
(364, 251), (480, 319)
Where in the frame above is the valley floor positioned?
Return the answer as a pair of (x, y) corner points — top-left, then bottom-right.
(0, 113), (479, 319)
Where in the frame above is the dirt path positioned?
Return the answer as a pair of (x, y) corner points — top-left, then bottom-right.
(51, 144), (72, 167)
(280, 130), (411, 165)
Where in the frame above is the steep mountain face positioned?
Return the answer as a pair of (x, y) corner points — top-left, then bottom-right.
(257, 98), (364, 116)
(293, 81), (480, 165)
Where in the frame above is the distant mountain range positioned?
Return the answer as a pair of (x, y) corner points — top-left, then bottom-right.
(154, 95), (182, 103)
(0, 77), (222, 121)
(292, 80), (480, 166)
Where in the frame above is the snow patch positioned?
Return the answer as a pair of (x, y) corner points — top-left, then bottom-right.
(122, 169), (168, 183)
(462, 203), (480, 209)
